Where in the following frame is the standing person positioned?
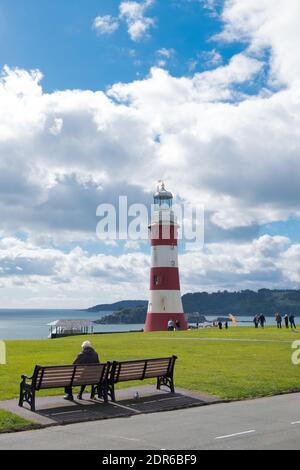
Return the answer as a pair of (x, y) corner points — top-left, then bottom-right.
(253, 315), (259, 328)
(225, 321), (229, 330)
(259, 314), (266, 328)
(64, 341), (100, 401)
(218, 321), (223, 330)
(289, 314), (296, 330)
(284, 314), (289, 329)
(275, 312), (282, 329)
(175, 320), (181, 331)
(168, 319), (175, 331)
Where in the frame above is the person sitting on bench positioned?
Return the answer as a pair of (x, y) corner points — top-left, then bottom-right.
(64, 341), (100, 401)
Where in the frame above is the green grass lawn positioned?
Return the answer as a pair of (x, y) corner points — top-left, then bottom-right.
(1, 326), (299, 432)
(1, 326), (299, 401)
(0, 409), (36, 433)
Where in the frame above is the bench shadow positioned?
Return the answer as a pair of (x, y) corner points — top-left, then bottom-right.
(35, 399), (134, 424)
(120, 392), (207, 413)
(34, 391), (207, 425)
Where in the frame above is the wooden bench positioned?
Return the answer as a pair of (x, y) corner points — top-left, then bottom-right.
(108, 356), (177, 402)
(19, 362), (110, 411)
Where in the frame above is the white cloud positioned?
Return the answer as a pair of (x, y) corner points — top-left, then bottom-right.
(155, 48), (175, 68)
(92, 1), (155, 42)
(0, 42), (298, 240)
(216, 0), (300, 87)
(119, 0), (155, 41)
(49, 117), (63, 136)
(93, 15), (119, 35)
(200, 0), (220, 17)
(1, 0), (300, 304)
(202, 49), (223, 67)
(157, 48), (175, 59)
(0, 236), (149, 307)
(180, 235), (294, 292)
(1, 233), (299, 307)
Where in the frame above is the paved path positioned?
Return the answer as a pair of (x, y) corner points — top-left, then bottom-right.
(0, 386), (220, 426)
(1, 392), (300, 449)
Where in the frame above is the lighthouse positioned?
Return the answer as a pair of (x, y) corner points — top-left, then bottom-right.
(144, 182), (188, 332)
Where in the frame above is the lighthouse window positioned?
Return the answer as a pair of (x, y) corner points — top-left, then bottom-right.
(154, 275), (159, 285)
(154, 197), (172, 208)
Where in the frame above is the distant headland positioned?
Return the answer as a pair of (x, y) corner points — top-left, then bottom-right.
(85, 289), (300, 324)
(85, 300), (148, 313)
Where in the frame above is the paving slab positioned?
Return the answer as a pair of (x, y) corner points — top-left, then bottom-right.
(0, 385), (222, 428)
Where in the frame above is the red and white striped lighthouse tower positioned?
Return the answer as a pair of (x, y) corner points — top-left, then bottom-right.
(144, 182), (188, 332)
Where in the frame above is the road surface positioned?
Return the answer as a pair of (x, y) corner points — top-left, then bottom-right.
(1, 392), (300, 450)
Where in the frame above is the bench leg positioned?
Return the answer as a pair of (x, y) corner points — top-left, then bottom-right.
(170, 378), (175, 394)
(101, 383), (109, 403)
(156, 377), (161, 391)
(91, 384), (109, 403)
(157, 376), (175, 393)
(19, 383), (24, 408)
(30, 392), (36, 412)
(99, 383), (109, 403)
(90, 385), (96, 400)
(107, 383), (116, 402)
(19, 384), (36, 411)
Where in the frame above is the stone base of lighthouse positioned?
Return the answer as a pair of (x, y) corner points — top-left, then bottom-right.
(144, 312), (188, 332)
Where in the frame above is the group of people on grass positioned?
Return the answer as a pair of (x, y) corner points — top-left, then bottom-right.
(253, 314), (266, 328)
(253, 313), (296, 329)
(167, 319), (181, 331)
(274, 312), (296, 329)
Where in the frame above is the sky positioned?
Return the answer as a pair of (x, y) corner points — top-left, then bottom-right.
(0, 0), (300, 308)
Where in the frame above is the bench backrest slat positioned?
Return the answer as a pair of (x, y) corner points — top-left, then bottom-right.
(72, 363), (108, 386)
(111, 356), (177, 384)
(117, 363), (146, 381)
(34, 363), (110, 390)
(30, 357), (177, 390)
(36, 366), (75, 390)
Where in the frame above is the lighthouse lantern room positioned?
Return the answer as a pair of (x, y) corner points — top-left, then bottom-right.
(144, 182), (188, 332)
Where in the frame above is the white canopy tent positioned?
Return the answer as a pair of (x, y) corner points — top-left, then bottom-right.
(47, 319), (94, 338)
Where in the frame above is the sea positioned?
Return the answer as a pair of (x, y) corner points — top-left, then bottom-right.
(0, 309), (286, 340)
(0, 309), (145, 341)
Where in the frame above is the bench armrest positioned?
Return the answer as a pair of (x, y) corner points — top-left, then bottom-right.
(21, 373), (35, 382)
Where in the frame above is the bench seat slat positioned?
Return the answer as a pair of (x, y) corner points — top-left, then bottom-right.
(144, 371), (169, 378)
(115, 375), (144, 382)
(117, 370), (145, 377)
(115, 372), (169, 381)
(40, 382), (73, 389)
(145, 367), (169, 374)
